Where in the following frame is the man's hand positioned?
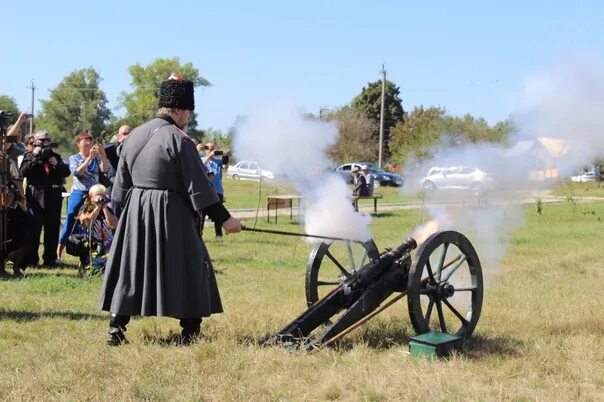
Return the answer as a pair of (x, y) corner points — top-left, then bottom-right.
(222, 217), (242, 234)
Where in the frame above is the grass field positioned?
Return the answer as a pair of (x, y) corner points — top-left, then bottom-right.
(2, 198), (603, 400)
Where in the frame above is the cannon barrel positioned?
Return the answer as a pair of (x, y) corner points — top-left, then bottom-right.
(347, 237), (417, 291)
(267, 237), (418, 348)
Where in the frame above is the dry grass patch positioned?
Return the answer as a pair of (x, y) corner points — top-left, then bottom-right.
(1, 202), (604, 400)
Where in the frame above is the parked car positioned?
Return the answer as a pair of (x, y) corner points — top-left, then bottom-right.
(570, 172), (596, 182)
(335, 162), (404, 187)
(226, 160), (274, 181)
(420, 166), (493, 191)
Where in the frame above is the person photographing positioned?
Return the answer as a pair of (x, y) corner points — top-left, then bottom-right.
(20, 130), (70, 266)
(57, 132), (109, 263)
(201, 142), (226, 238)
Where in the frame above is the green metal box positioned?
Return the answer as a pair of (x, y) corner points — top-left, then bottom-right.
(409, 332), (463, 358)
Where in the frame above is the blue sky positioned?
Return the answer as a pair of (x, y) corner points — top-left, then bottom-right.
(1, 0), (603, 132)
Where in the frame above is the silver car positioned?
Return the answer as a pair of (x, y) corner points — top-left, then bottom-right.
(226, 160), (274, 181)
(421, 166), (493, 191)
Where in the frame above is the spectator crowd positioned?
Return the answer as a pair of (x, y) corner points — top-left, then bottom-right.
(0, 113), (133, 276)
(1, 112), (229, 278)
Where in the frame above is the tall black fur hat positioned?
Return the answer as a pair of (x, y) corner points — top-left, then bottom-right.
(158, 73), (195, 110)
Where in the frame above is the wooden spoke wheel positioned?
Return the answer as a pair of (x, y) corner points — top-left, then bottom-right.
(407, 231), (483, 339)
(305, 240), (380, 307)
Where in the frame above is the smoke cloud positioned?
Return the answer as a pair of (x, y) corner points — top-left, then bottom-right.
(233, 99), (372, 242)
(404, 56), (604, 271)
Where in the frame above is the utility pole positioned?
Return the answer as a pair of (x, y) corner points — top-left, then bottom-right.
(27, 80), (36, 134)
(378, 64), (386, 168)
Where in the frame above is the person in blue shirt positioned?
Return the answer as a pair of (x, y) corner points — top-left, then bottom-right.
(201, 142), (225, 238)
(57, 131), (109, 262)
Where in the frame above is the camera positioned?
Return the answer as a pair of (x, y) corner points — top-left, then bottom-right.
(40, 148), (55, 162)
(95, 196), (108, 205)
(214, 150), (223, 156)
(25, 113), (34, 119)
(0, 110), (13, 129)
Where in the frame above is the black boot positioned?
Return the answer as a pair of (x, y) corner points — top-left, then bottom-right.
(179, 318), (202, 345)
(107, 314), (130, 346)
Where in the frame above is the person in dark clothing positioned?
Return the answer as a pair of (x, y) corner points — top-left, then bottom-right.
(20, 130), (70, 266)
(0, 183), (29, 276)
(1, 113), (30, 274)
(201, 142), (226, 238)
(104, 125), (131, 217)
(352, 166), (369, 196)
(99, 74), (242, 346)
(104, 125), (131, 176)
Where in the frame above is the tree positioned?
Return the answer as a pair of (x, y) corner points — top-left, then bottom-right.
(389, 106), (514, 165)
(0, 95), (20, 126)
(441, 114), (513, 145)
(120, 57), (210, 129)
(200, 127), (233, 152)
(322, 107), (378, 163)
(36, 67), (111, 152)
(351, 79), (405, 155)
(389, 106), (447, 164)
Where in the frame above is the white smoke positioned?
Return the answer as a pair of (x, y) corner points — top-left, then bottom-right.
(233, 99), (372, 242)
(404, 56), (604, 271)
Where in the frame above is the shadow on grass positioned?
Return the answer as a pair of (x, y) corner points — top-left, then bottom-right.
(462, 334), (525, 358)
(0, 309), (106, 322)
(236, 328), (524, 358)
(139, 329), (213, 347)
(0, 264), (83, 280)
(369, 212), (395, 218)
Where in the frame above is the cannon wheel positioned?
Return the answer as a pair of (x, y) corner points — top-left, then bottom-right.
(407, 230), (483, 339)
(305, 240), (380, 307)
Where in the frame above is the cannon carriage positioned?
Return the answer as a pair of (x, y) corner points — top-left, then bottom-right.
(267, 230), (484, 350)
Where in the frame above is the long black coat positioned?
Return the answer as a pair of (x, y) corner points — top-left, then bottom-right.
(99, 117), (223, 318)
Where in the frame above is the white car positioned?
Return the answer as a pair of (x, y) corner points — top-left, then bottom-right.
(421, 166), (493, 191)
(226, 160), (274, 181)
(570, 172), (596, 182)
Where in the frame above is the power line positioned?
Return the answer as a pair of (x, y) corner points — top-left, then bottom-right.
(26, 80), (36, 134)
(378, 64), (386, 169)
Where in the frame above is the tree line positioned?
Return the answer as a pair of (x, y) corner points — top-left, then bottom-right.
(1, 57), (513, 165)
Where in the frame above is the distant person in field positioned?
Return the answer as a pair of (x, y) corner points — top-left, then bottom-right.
(99, 74), (242, 346)
(351, 166), (369, 197)
(361, 165), (374, 196)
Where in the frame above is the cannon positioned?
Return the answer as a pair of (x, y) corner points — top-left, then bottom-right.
(265, 230), (484, 350)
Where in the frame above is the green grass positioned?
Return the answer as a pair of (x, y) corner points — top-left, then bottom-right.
(552, 179), (604, 198)
(2, 200), (604, 400)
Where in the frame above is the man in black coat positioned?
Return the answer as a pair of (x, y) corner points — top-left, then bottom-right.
(20, 130), (70, 266)
(99, 75), (242, 346)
